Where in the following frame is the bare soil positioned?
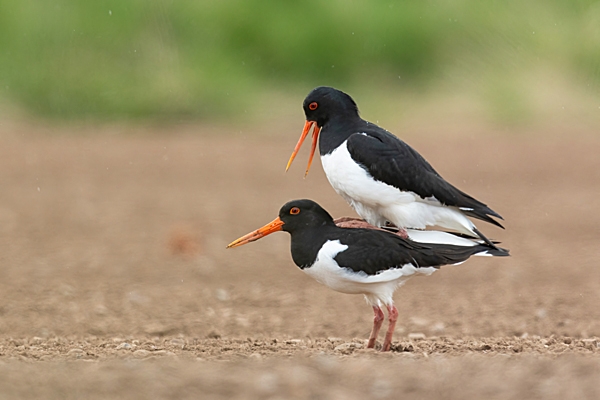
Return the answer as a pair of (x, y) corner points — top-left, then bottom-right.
(0, 120), (599, 399)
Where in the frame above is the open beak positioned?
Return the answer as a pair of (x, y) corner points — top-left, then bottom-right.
(226, 217), (284, 248)
(285, 120), (321, 177)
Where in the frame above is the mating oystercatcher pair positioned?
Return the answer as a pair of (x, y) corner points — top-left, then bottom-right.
(228, 87), (509, 351)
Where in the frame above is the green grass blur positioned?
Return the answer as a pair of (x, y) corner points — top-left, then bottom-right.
(0, 0), (599, 122)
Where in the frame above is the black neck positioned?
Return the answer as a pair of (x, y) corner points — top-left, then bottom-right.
(319, 116), (367, 155)
(289, 226), (336, 269)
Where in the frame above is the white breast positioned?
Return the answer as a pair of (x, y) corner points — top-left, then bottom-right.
(321, 141), (411, 227)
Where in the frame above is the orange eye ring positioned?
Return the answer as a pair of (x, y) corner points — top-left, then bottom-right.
(290, 207), (300, 215)
(308, 102), (318, 111)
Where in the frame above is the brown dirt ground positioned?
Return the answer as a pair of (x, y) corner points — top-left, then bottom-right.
(0, 120), (599, 399)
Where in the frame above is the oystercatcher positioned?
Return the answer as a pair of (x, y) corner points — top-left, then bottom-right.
(227, 199), (509, 351)
(286, 86), (504, 247)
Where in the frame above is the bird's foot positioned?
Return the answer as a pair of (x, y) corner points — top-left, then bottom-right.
(367, 306), (385, 348)
(381, 304), (399, 352)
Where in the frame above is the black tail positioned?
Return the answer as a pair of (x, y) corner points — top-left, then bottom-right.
(472, 227), (502, 249)
(407, 240), (509, 269)
(462, 207), (504, 229)
(478, 245), (510, 257)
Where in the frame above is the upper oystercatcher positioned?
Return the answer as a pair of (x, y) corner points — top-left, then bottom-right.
(227, 199), (509, 351)
(286, 86), (504, 247)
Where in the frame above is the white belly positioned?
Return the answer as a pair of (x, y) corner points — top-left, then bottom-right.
(303, 240), (436, 306)
(321, 141), (475, 234)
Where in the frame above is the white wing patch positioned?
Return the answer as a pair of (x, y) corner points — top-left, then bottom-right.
(406, 229), (480, 247)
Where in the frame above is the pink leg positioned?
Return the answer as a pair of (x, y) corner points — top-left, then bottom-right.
(381, 304), (399, 352)
(367, 306), (385, 348)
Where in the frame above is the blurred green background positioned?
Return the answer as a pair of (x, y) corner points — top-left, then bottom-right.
(0, 0), (599, 124)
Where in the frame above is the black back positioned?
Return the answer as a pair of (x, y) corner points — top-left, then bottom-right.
(346, 130), (504, 227)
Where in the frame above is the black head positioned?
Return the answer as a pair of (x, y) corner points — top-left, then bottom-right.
(303, 86), (360, 128)
(227, 199), (336, 249)
(279, 199), (335, 233)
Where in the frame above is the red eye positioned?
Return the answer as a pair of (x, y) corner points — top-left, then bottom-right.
(290, 207), (300, 215)
(308, 102), (318, 111)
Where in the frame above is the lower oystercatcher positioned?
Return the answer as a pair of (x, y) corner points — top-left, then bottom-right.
(286, 86), (504, 247)
(227, 199), (509, 351)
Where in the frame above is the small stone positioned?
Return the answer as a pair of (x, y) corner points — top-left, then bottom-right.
(408, 333), (426, 340)
(215, 289), (230, 301)
(512, 344), (523, 353)
(67, 348), (85, 358)
(431, 322), (445, 333)
(398, 343), (414, 352)
(133, 350), (151, 358)
(206, 331), (221, 339)
(334, 342), (363, 354)
(170, 338), (185, 347)
(116, 342), (133, 350)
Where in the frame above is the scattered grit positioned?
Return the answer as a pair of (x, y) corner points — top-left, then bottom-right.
(1, 335), (598, 362)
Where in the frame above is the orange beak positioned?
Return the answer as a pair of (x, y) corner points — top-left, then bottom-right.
(285, 120), (321, 177)
(226, 217), (285, 248)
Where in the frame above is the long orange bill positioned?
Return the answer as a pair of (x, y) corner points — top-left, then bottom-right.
(305, 123), (321, 177)
(226, 217), (284, 248)
(285, 120), (321, 177)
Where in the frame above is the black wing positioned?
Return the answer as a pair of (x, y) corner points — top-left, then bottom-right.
(332, 228), (507, 276)
(346, 129), (504, 228)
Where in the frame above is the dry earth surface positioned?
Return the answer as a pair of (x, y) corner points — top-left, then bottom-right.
(0, 119), (599, 399)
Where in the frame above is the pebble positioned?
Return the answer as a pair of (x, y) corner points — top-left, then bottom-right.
(133, 349), (151, 358)
(334, 342), (363, 355)
(216, 289), (230, 301)
(408, 333), (426, 340)
(206, 331), (221, 339)
(67, 348), (85, 358)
